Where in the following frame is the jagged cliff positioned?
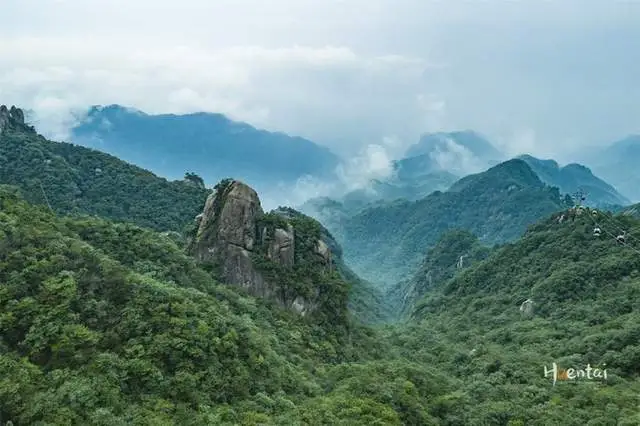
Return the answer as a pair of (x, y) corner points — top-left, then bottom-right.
(0, 105), (32, 134)
(188, 179), (346, 320)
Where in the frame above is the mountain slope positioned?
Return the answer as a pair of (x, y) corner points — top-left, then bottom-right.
(1, 105), (638, 424)
(71, 105), (340, 193)
(518, 154), (629, 207)
(338, 159), (566, 288)
(0, 185), (466, 425)
(388, 230), (491, 316)
(391, 208), (640, 424)
(309, 131), (500, 212)
(0, 105), (209, 232)
(271, 206), (393, 324)
(0, 185), (336, 423)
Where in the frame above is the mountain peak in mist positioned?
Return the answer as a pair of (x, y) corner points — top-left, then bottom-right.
(405, 130), (503, 160)
(402, 131), (503, 176)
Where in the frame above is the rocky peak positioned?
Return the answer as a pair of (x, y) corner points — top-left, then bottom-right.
(0, 105), (32, 135)
(189, 179), (342, 317)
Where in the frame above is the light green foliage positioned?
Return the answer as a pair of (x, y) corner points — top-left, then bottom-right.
(0, 187), (448, 424)
(1, 121), (639, 424)
(393, 209), (640, 424)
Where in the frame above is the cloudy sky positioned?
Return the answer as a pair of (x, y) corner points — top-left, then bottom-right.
(1, 0), (639, 161)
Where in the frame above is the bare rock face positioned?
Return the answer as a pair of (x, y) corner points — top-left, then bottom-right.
(266, 224), (295, 267)
(195, 179), (263, 253)
(191, 180), (270, 295)
(314, 239), (331, 265)
(0, 105), (33, 135)
(189, 179), (337, 316)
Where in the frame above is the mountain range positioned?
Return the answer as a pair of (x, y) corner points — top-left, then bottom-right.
(518, 154), (629, 207)
(68, 104), (638, 212)
(307, 159), (569, 291)
(1, 104), (638, 424)
(70, 105), (341, 198)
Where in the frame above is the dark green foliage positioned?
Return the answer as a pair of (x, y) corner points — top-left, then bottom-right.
(252, 209), (370, 329)
(1, 184), (639, 424)
(255, 211), (291, 235)
(0, 187), (421, 424)
(183, 172), (205, 188)
(0, 126), (209, 232)
(2, 114), (638, 424)
(265, 207), (392, 325)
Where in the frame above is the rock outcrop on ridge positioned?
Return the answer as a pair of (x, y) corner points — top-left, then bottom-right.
(189, 179), (343, 318)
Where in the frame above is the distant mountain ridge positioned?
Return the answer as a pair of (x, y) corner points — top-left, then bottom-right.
(581, 135), (640, 202)
(324, 159), (567, 289)
(0, 104), (208, 232)
(71, 104), (341, 195)
(517, 154), (630, 207)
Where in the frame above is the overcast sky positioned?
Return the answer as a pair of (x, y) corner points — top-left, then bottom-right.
(1, 0), (639, 161)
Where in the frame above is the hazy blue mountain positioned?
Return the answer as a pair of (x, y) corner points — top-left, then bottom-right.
(517, 154), (630, 207)
(582, 135), (640, 202)
(71, 105), (340, 194)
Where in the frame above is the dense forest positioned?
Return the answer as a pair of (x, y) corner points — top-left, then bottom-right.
(3, 184), (639, 424)
(1, 113), (639, 424)
(387, 229), (492, 317)
(0, 122), (209, 232)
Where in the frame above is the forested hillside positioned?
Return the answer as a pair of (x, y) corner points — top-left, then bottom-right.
(0, 185), (464, 425)
(337, 159), (567, 288)
(1, 105), (638, 424)
(0, 109), (209, 232)
(388, 230), (491, 317)
(384, 207), (640, 424)
(2, 185), (638, 424)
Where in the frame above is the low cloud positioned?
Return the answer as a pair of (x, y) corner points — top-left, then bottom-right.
(258, 135), (408, 210)
(0, 37), (431, 154)
(3, 0), (639, 170)
(428, 137), (488, 175)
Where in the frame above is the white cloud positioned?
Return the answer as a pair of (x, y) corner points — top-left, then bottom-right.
(0, 37), (430, 149)
(1, 0), (639, 161)
(429, 137), (486, 175)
